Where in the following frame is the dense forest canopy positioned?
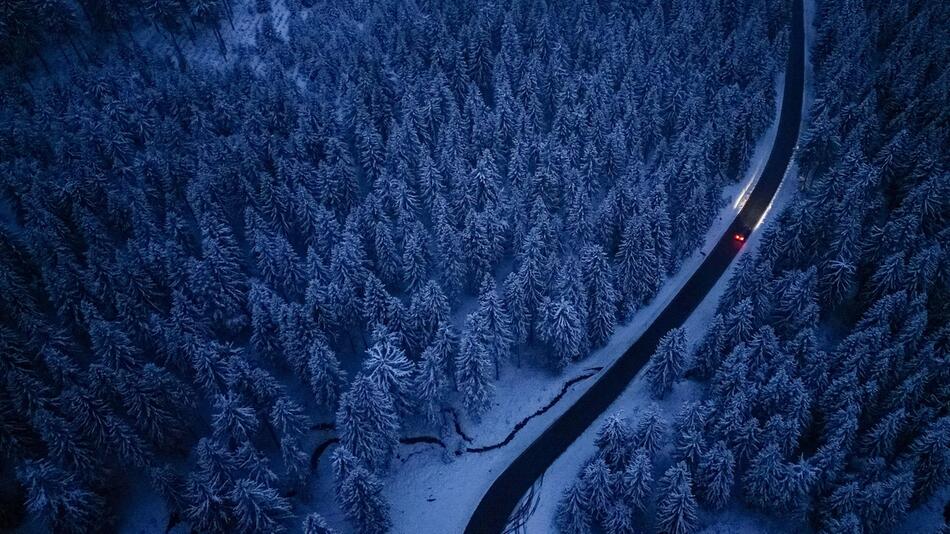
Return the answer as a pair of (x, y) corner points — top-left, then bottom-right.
(559, 1), (949, 533)
(0, 0), (870, 532)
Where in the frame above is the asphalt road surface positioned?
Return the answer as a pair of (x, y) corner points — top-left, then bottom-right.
(464, 0), (805, 531)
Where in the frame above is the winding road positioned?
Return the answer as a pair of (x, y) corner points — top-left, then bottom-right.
(464, 1), (806, 532)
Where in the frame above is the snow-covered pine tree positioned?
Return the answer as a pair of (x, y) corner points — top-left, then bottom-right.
(416, 340), (451, 425)
(86, 307), (139, 371)
(595, 413), (632, 470)
(468, 149), (501, 210)
(621, 448), (653, 512)
(696, 440), (735, 510)
(656, 462), (699, 534)
(474, 275), (514, 376)
(406, 280), (450, 355)
(507, 228), (553, 344)
(462, 208), (506, 287)
(743, 443), (814, 516)
(538, 296), (584, 370)
(603, 501), (634, 534)
(555, 480), (591, 534)
(770, 267), (819, 338)
(673, 426), (706, 468)
(249, 282), (283, 362)
(402, 224), (429, 293)
(337, 464), (392, 534)
(632, 403), (667, 457)
(646, 326), (689, 399)
(211, 392), (260, 444)
(16, 460), (107, 534)
(307, 337), (346, 410)
(616, 217), (662, 316)
(336, 374), (400, 472)
(373, 219), (403, 287)
(228, 477), (291, 533)
(363, 331), (416, 416)
(362, 273), (392, 331)
(434, 213), (466, 300)
(906, 416), (950, 503)
(581, 244), (618, 347)
(582, 456), (615, 522)
(722, 297), (755, 346)
(691, 314), (726, 378)
(269, 397), (308, 443)
(456, 312), (495, 419)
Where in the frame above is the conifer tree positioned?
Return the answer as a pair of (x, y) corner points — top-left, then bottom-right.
(696, 441), (735, 510)
(336, 374), (400, 472)
(596, 413), (633, 470)
(691, 314), (726, 378)
(673, 427), (706, 468)
(363, 332), (416, 417)
(646, 327), (689, 398)
(374, 220), (403, 287)
(723, 297), (755, 345)
(582, 456), (615, 522)
(455, 316), (495, 419)
(771, 267), (819, 337)
(407, 281), (450, 354)
(229, 478), (291, 533)
(402, 225), (429, 293)
(744, 444), (814, 515)
(416, 341), (451, 425)
(621, 448), (653, 512)
(468, 149), (501, 210)
(539, 296), (584, 370)
(604, 501), (634, 534)
(434, 216), (465, 300)
(616, 217), (662, 316)
(556, 481), (591, 534)
(877, 471), (913, 530)
(249, 222), (303, 297)
(507, 228), (552, 343)
(362, 273), (392, 330)
(581, 245), (618, 347)
(474, 275), (514, 375)
(198, 212), (247, 328)
(818, 514), (861, 534)
(656, 462), (699, 534)
(212, 392), (260, 444)
(907, 417), (950, 503)
(307, 337), (346, 410)
(337, 465), (392, 534)
(632, 404), (667, 457)
(249, 282), (283, 362)
(86, 309), (139, 371)
(269, 397), (308, 442)
(16, 460), (107, 534)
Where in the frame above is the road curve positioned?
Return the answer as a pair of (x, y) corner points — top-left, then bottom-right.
(464, 1), (806, 532)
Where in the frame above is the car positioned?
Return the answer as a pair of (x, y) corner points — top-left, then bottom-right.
(733, 224), (752, 243)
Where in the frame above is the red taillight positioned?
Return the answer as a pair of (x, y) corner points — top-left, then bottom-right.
(734, 233), (746, 242)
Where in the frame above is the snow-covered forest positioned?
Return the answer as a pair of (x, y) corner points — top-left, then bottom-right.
(558, 1), (950, 533)
(1, 0), (944, 533)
